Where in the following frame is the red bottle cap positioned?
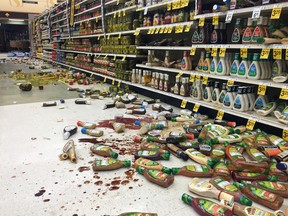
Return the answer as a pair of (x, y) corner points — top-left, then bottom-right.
(187, 134), (194, 140)
(133, 135), (142, 143)
(227, 121), (236, 127)
(76, 121), (83, 126)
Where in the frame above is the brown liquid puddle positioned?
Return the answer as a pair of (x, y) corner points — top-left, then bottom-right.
(84, 181), (90, 184)
(111, 180), (121, 185)
(121, 180), (129, 185)
(78, 166), (90, 172)
(109, 186), (119, 191)
(34, 190), (46, 197)
(43, 199), (50, 202)
(94, 181), (103, 185)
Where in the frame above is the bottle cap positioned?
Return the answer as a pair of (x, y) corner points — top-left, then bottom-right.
(76, 121), (83, 126)
(133, 135), (142, 142)
(179, 152), (189, 161)
(197, 137), (204, 143)
(227, 121), (236, 127)
(276, 163), (288, 170)
(239, 195), (252, 206)
(195, 119), (200, 124)
(81, 128), (87, 134)
(161, 166), (172, 174)
(63, 132), (70, 140)
(186, 134), (194, 140)
(155, 124), (165, 130)
(162, 151), (171, 160)
(135, 166), (144, 174)
(122, 160), (131, 168)
(182, 193), (193, 205)
(267, 175), (278, 182)
(146, 137), (154, 142)
(110, 151), (118, 159)
(134, 120), (141, 126)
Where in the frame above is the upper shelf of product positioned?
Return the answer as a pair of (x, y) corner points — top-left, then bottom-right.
(105, 5), (137, 17)
(194, 2), (288, 19)
(74, 4), (101, 17)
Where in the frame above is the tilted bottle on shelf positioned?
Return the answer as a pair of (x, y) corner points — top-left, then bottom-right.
(218, 82), (227, 105)
(202, 52), (212, 73)
(231, 18), (243, 44)
(247, 53), (261, 80)
(203, 80), (213, 102)
(210, 53), (219, 74)
(211, 81), (220, 104)
(230, 53), (240, 77)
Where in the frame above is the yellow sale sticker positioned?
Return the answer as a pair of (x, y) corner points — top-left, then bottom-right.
(176, 72), (184, 78)
(240, 48), (248, 58)
(273, 48), (282, 60)
(202, 76), (208, 85)
(211, 48), (218, 57)
(257, 84), (267, 95)
(271, 7), (282, 19)
(199, 17), (205, 26)
(282, 129), (288, 141)
(212, 16), (219, 26)
(190, 47), (196, 56)
(193, 103), (200, 112)
(184, 24), (192, 32)
(216, 110), (224, 120)
(280, 88), (288, 100)
(260, 48), (270, 59)
(189, 74), (195, 82)
(219, 48), (226, 57)
(246, 118), (256, 130)
(181, 99), (187, 108)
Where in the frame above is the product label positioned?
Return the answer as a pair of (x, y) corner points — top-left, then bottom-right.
(192, 88), (199, 98)
(248, 63), (257, 77)
(244, 207), (268, 216)
(202, 61), (209, 72)
(272, 61), (280, 78)
(239, 172), (261, 177)
(237, 62), (247, 76)
(212, 91), (217, 102)
(258, 181), (286, 191)
(251, 26), (262, 42)
(242, 28), (252, 43)
(197, 199), (226, 215)
(138, 150), (156, 156)
(93, 145), (110, 151)
(229, 147), (244, 159)
(179, 142), (196, 147)
(233, 96), (242, 109)
(187, 149), (206, 158)
(249, 148), (267, 161)
(95, 159), (117, 166)
(219, 92), (225, 104)
(223, 94), (231, 107)
(192, 31), (199, 43)
(198, 30), (204, 43)
(147, 169), (167, 181)
(186, 164), (209, 172)
(231, 62), (238, 75)
(270, 135), (286, 146)
(203, 89), (209, 100)
(181, 58), (187, 69)
(216, 61), (223, 74)
(210, 60), (216, 73)
(256, 133), (269, 146)
(214, 162), (230, 175)
(212, 148), (224, 157)
(231, 28), (241, 43)
(270, 163), (282, 173)
(214, 178), (238, 192)
(210, 30), (218, 44)
(254, 97), (265, 110)
(138, 158), (159, 166)
(250, 186), (276, 202)
(144, 143), (161, 150)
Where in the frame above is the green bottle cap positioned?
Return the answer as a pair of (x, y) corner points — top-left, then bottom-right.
(225, 160), (231, 165)
(110, 151), (118, 159)
(233, 182), (244, 189)
(182, 193), (193, 205)
(171, 167), (181, 175)
(227, 127), (234, 134)
(239, 195), (252, 206)
(210, 138), (219, 146)
(207, 158), (218, 168)
(257, 37), (265, 44)
(240, 180), (250, 185)
(235, 129), (241, 134)
(197, 137), (204, 143)
(223, 141), (229, 147)
(122, 160), (131, 168)
(261, 169), (269, 175)
(248, 53), (253, 61)
(171, 117), (176, 122)
(146, 137), (154, 142)
(267, 175), (278, 182)
(135, 166), (144, 175)
(162, 166), (172, 174)
(161, 151), (171, 160)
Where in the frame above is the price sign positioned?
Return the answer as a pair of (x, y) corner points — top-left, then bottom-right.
(134, 29), (140, 36)
(286, 49), (288, 60)
(107, 34), (110, 39)
(252, 7), (261, 19)
(104, 77), (107, 82)
(167, 3), (171, 11)
(196, 75), (201, 80)
(123, 10), (126, 16)
(260, 48), (270, 59)
(164, 26), (169, 34)
(176, 72), (184, 78)
(225, 10), (234, 23)
(240, 48), (248, 58)
(193, 103), (200, 112)
(190, 47), (196, 56)
(118, 81), (121, 87)
(181, 0), (189, 8)
(185, 24), (192, 32)
(181, 99), (188, 108)
(114, 12), (117, 18)
(280, 87), (288, 100)
(216, 110), (224, 120)
(167, 26), (173, 33)
(282, 128), (288, 141)
(96, 17), (99, 23)
(104, 54), (108, 59)
(219, 48), (226, 57)
(155, 28), (160, 34)
(122, 55), (126, 61)
(271, 7), (282, 19)
(97, 35), (101, 40)
(212, 15), (219, 26)
(273, 48), (282, 60)
(151, 28), (156, 34)
(227, 79), (234, 87)
(211, 48), (218, 57)
(118, 33), (121, 39)
(112, 79), (115, 85)
(175, 25), (184, 33)
(199, 17), (205, 27)
(202, 76), (208, 85)
(118, 10), (121, 18)
(159, 27), (165, 34)
(246, 118), (256, 130)
(257, 84), (267, 95)
(189, 74), (195, 82)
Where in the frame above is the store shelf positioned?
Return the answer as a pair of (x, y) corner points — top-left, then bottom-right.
(137, 21), (195, 31)
(75, 0), (89, 8)
(59, 24), (68, 28)
(191, 44), (288, 49)
(104, 0), (118, 7)
(37, 57), (285, 130)
(105, 5), (137, 16)
(136, 0), (194, 12)
(194, 2), (288, 19)
(106, 30), (135, 36)
(52, 28), (60, 32)
(56, 49), (146, 58)
(74, 15), (102, 24)
(51, 1), (66, 12)
(136, 64), (286, 89)
(51, 17), (67, 25)
(137, 46), (191, 51)
(50, 10), (66, 19)
(61, 29), (134, 39)
(74, 4), (101, 17)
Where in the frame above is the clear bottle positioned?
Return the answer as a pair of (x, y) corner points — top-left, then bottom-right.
(138, 69), (142, 84)
(230, 53), (240, 77)
(223, 85), (234, 109)
(211, 82), (221, 104)
(203, 80), (213, 102)
(131, 69), (136, 83)
(151, 72), (155, 88)
(155, 72), (159, 89)
(181, 51), (192, 71)
(164, 50), (170, 65)
(247, 53), (261, 80)
(180, 77), (189, 97)
(163, 74), (170, 92)
(192, 78), (202, 100)
(218, 83), (227, 105)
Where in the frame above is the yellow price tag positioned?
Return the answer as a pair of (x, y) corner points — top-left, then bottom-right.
(184, 24), (192, 32)
(151, 28), (156, 34)
(198, 17), (205, 27)
(181, 0), (189, 8)
(104, 77), (107, 82)
(172, 1), (177, 10)
(134, 29), (140, 36)
(167, 3), (171, 11)
(240, 48), (248, 58)
(155, 28), (160, 34)
(117, 0), (120, 5)
(216, 110), (224, 120)
(104, 54), (108, 59)
(273, 48), (282, 60)
(159, 27), (165, 34)
(123, 10), (126, 17)
(164, 26), (169, 34)
(122, 55), (126, 61)
(175, 25), (184, 33)
(257, 84), (267, 95)
(282, 128), (288, 141)
(176, 72), (184, 78)
(193, 103), (200, 112)
(246, 118), (256, 130)
(112, 79), (115, 85)
(280, 87), (288, 100)
(113, 55), (117, 60)
(181, 99), (188, 108)
(97, 35), (101, 40)
(227, 79), (234, 87)
(211, 48), (218, 57)
(271, 7), (282, 19)
(190, 47), (196, 56)
(107, 34), (110, 39)
(260, 48), (270, 59)
(196, 75), (201, 80)
(189, 74), (195, 82)
(286, 49), (288, 60)
(202, 76), (208, 85)
(167, 26), (173, 33)
(118, 33), (121, 39)
(114, 12), (117, 18)
(118, 81), (121, 87)
(96, 17), (99, 23)
(118, 10), (121, 18)
(212, 16), (219, 26)
(219, 48), (226, 57)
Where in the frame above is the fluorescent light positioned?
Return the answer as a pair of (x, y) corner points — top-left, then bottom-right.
(8, 19), (25, 22)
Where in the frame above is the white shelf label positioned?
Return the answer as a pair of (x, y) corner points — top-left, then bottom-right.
(252, 7), (262, 19)
(225, 11), (234, 23)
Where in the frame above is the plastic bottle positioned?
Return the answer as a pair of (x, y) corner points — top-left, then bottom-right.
(244, 181), (288, 198)
(245, 147), (270, 162)
(254, 95), (268, 111)
(209, 177), (252, 206)
(242, 18), (254, 44)
(172, 164), (213, 177)
(81, 128), (103, 137)
(134, 149), (170, 160)
(233, 182), (284, 210)
(191, 78), (202, 100)
(247, 53), (261, 80)
(237, 57), (249, 78)
(257, 102), (277, 116)
(213, 161), (231, 181)
(218, 83), (227, 105)
(163, 74), (170, 92)
(180, 77), (189, 97)
(196, 51), (205, 72)
(232, 171), (272, 182)
(210, 54), (219, 75)
(103, 101), (115, 109)
(146, 136), (167, 144)
(185, 148), (217, 167)
(202, 52), (212, 73)
(134, 158), (171, 174)
(188, 178), (234, 203)
(63, 125), (77, 140)
(77, 121), (96, 129)
(210, 144), (225, 160)
(182, 193), (233, 216)
(231, 18), (243, 43)
(247, 86), (255, 111)
(75, 99), (91, 105)
(223, 85), (234, 109)
(203, 80), (213, 102)
(90, 144), (118, 158)
(110, 121), (125, 133)
(43, 101), (57, 107)
(173, 77), (180, 95)
(216, 55), (227, 76)
(136, 166), (174, 188)
(166, 132), (194, 144)
(92, 159), (131, 171)
(181, 51), (192, 70)
(166, 144), (188, 161)
(211, 82), (220, 103)
(233, 87), (248, 112)
(230, 53), (240, 77)
(231, 85), (238, 99)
